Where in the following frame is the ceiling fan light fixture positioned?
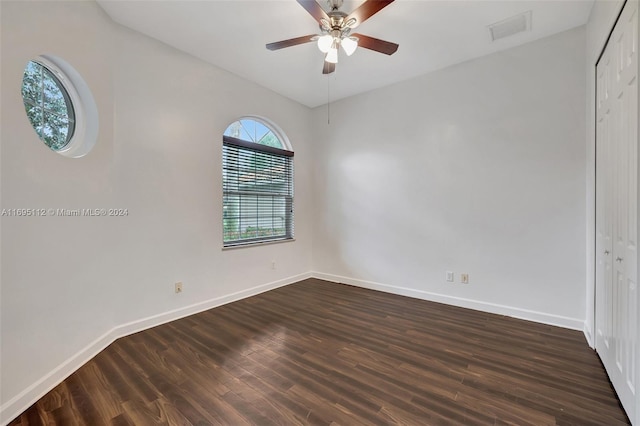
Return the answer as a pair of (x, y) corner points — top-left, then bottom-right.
(317, 34), (333, 53)
(325, 47), (339, 64)
(266, 0), (399, 75)
(341, 36), (358, 56)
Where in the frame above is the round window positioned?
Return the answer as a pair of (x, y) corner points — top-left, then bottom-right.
(20, 56), (98, 158)
(22, 60), (76, 151)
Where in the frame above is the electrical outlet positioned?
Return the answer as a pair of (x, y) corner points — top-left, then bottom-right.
(446, 271), (454, 282)
(175, 282), (183, 293)
(271, 261), (276, 270)
(461, 274), (469, 284)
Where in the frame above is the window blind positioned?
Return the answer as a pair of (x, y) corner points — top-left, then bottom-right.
(222, 136), (294, 247)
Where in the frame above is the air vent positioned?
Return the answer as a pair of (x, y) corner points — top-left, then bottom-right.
(488, 11), (532, 42)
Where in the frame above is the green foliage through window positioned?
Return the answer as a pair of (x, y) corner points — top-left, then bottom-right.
(22, 61), (75, 151)
(224, 119), (284, 149)
(222, 119), (293, 246)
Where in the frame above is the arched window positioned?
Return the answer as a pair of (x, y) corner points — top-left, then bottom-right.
(222, 117), (294, 247)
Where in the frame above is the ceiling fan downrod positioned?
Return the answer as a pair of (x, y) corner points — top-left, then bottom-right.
(327, 0), (343, 11)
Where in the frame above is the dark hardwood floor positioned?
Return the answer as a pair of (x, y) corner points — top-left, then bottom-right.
(10, 278), (629, 425)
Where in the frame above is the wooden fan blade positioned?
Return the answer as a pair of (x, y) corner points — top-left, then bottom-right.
(346, 0), (394, 28)
(323, 61), (335, 74)
(352, 33), (398, 55)
(266, 35), (317, 51)
(297, 0), (329, 23)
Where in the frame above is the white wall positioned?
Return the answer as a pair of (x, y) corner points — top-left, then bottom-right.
(583, 0), (624, 347)
(312, 27), (587, 328)
(0, 2), (603, 424)
(1, 1), (116, 417)
(0, 1), (313, 422)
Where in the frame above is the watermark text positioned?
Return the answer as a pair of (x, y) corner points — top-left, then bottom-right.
(1, 208), (129, 217)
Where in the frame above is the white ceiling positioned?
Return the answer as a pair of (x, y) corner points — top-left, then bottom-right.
(97, 0), (594, 108)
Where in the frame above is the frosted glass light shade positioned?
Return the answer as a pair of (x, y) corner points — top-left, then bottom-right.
(341, 37), (358, 56)
(317, 35), (333, 53)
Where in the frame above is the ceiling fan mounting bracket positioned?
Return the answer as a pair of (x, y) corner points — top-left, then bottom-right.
(327, 0), (343, 11)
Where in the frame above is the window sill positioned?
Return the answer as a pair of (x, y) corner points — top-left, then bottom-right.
(222, 238), (296, 251)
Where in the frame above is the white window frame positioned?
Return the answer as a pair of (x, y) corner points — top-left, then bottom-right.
(222, 117), (294, 248)
(25, 55), (98, 158)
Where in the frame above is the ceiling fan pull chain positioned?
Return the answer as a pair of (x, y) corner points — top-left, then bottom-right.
(327, 71), (331, 125)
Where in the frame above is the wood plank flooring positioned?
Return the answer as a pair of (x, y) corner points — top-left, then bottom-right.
(9, 278), (630, 425)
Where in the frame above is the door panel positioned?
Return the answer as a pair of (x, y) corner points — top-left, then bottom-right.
(595, 1), (638, 423)
(596, 47), (614, 353)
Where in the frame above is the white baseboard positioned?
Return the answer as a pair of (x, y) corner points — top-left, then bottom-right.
(114, 272), (311, 339)
(583, 323), (595, 348)
(0, 329), (115, 426)
(0, 272), (311, 426)
(2, 270), (586, 425)
(311, 271), (585, 331)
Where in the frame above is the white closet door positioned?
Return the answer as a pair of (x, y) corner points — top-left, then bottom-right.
(596, 1), (638, 423)
(596, 44), (615, 363)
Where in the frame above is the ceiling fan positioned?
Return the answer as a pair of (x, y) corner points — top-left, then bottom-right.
(266, 0), (399, 74)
